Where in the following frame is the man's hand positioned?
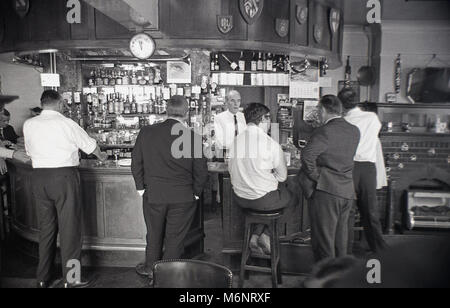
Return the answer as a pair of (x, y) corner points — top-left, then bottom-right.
(97, 152), (108, 163)
(0, 159), (7, 175)
(12, 150), (31, 163)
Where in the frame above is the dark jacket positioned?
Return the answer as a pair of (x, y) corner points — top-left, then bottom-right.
(298, 118), (360, 200)
(131, 119), (209, 204)
(1, 125), (19, 144)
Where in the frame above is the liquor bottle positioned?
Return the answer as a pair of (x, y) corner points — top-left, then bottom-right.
(239, 51), (246, 71)
(103, 70), (110, 86)
(122, 71), (130, 85)
(119, 94), (125, 114)
(283, 56), (290, 72)
(109, 71), (116, 86)
(257, 52), (264, 71)
(345, 56), (352, 83)
(114, 94), (120, 114)
(214, 53), (220, 71)
(148, 94), (154, 114)
(108, 94), (114, 114)
(131, 95), (137, 114)
(211, 53), (216, 71)
(131, 72), (138, 85)
(88, 71), (95, 86)
(266, 53), (273, 71)
(251, 52), (257, 71)
(124, 95), (131, 114)
(116, 71), (123, 85)
(139, 71), (147, 85)
(95, 69), (103, 86)
(86, 93), (93, 104)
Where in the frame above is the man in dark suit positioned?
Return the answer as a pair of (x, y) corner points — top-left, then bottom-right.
(0, 109), (19, 144)
(298, 95), (360, 262)
(131, 95), (209, 282)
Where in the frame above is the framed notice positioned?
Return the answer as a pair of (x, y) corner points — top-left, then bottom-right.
(167, 61), (192, 84)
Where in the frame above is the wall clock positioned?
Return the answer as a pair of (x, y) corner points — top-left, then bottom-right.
(129, 33), (156, 60)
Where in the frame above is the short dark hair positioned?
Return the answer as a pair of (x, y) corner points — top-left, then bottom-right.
(167, 95), (189, 118)
(338, 88), (358, 110)
(40, 90), (62, 107)
(244, 103), (270, 125)
(319, 95), (343, 116)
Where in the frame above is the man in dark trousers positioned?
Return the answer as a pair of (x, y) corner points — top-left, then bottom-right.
(340, 88), (388, 254)
(23, 90), (107, 288)
(298, 95), (360, 262)
(131, 95), (208, 283)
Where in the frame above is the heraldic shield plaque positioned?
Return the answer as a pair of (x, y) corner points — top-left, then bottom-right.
(239, 0), (264, 25)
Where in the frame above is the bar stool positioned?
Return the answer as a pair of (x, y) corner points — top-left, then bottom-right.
(239, 208), (284, 288)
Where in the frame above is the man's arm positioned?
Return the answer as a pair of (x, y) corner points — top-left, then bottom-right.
(273, 146), (288, 182)
(301, 129), (328, 182)
(213, 116), (225, 150)
(70, 120), (107, 161)
(131, 129), (145, 192)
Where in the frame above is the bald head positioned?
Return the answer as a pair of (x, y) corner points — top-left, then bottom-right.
(226, 90), (241, 115)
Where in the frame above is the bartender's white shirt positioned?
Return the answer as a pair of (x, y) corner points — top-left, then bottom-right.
(23, 110), (97, 168)
(214, 110), (246, 150)
(228, 125), (287, 200)
(345, 107), (382, 163)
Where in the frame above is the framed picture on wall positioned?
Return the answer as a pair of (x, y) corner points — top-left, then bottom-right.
(167, 61), (192, 84)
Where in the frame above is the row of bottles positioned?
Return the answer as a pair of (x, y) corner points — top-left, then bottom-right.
(211, 52), (290, 73)
(87, 67), (162, 87)
(85, 92), (168, 116)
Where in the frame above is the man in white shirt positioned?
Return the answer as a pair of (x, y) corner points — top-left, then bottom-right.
(214, 90), (247, 155)
(229, 103), (291, 255)
(340, 89), (388, 254)
(23, 90), (107, 288)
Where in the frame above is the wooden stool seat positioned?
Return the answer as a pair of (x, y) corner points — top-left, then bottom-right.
(239, 208), (284, 288)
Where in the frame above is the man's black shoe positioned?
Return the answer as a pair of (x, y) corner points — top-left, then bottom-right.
(136, 263), (152, 277)
(36, 281), (50, 289)
(63, 279), (94, 289)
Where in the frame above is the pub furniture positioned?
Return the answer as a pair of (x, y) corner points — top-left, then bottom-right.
(239, 208), (284, 288)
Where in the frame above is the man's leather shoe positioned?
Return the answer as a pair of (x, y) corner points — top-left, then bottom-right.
(36, 281), (49, 289)
(63, 279), (94, 289)
(136, 263), (152, 277)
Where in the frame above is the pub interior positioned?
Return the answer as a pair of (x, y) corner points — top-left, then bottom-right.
(0, 0), (449, 289)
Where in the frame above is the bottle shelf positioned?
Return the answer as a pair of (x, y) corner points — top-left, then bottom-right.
(211, 70), (289, 74)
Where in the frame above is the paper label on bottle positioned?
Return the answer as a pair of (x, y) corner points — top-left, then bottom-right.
(162, 88), (171, 99)
(192, 86), (201, 94)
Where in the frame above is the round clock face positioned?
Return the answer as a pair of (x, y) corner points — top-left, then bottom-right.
(129, 33), (156, 60)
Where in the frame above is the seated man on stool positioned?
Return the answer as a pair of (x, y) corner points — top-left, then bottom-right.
(228, 103), (291, 254)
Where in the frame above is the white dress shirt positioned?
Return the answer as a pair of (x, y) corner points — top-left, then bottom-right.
(345, 107), (382, 163)
(214, 110), (247, 150)
(228, 124), (287, 200)
(23, 110), (97, 168)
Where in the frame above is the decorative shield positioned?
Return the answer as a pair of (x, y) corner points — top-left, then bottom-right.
(217, 15), (234, 34)
(275, 19), (289, 38)
(13, 0), (30, 19)
(329, 8), (341, 35)
(239, 0), (264, 25)
(296, 5), (308, 25)
(314, 24), (323, 43)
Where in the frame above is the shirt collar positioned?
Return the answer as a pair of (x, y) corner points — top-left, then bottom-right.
(167, 117), (188, 126)
(41, 110), (61, 116)
(346, 107), (362, 117)
(325, 116), (341, 124)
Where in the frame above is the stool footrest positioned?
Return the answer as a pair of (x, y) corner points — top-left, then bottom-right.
(244, 265), (272, 274)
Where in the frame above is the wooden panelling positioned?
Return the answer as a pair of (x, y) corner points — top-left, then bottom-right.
(70, 2), (95, 40)
(309, 0), (332, 51)
(165, 0), (246, 40)
(290, 0), (309, 47)
(247, 0), (291, 44)
(95, 9), (132, 39)
(81, 179), (100, 237)
(27, 0), (71, 41)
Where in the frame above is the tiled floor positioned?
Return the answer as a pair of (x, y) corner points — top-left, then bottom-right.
(0, 210), (308, 288)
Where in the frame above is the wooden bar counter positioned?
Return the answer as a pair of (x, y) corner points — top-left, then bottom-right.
(6, 159), (204, 267)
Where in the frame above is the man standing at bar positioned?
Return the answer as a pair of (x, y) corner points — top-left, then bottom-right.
(214, 90), (247, 156)
(132, 95), (208, 283)
(23, 90), (107, 288)
(298, 95), (360, 262)
(339, 88), (388, 254)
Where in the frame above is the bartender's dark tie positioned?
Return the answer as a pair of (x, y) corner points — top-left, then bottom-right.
(234, 115), (238, 136)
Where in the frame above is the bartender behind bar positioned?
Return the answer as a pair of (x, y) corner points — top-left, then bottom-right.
(23, 90), (107, 288)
